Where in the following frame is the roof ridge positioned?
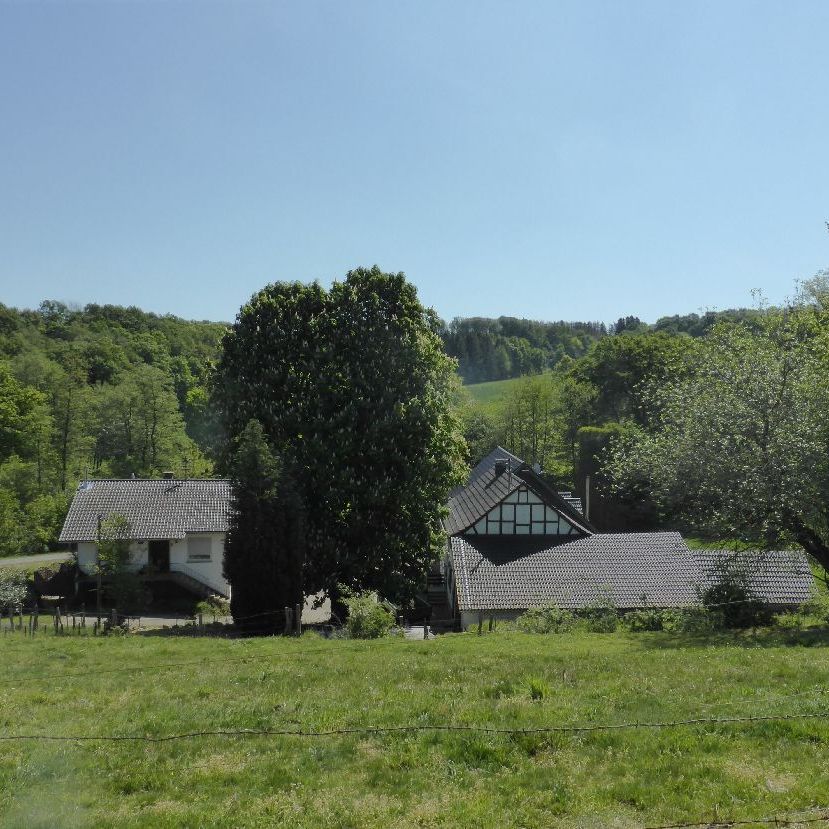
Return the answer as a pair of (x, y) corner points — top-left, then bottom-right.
(78, 478), (231, 482)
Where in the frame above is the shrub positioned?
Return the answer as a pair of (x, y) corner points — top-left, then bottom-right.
(774, 611), (805, 631)
(624, 608), (669, 632)
(801, 590), (829, 623)
(517, 603), (574, 634)
(483, 679), (515, 699)
(662, 605), (720, 635)
(526, 676), (549, 701)
(0, 568), (28, 614)
(583, 594), (618, 633)
(195, 596), (231, 621)
(342, 589), (396, 639)
(702, 576), (772, 629)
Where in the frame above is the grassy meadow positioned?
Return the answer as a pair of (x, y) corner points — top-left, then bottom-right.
(463, 375), (538, 411)
(2, 627), (829, 828)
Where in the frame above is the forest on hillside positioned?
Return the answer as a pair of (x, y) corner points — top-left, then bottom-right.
(442, 309), (761, 383)
(0, 300), (225, 556)
(0, 294), (811, 557)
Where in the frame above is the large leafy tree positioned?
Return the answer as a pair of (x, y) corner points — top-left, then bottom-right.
(216, 266), (466, 604)
(605, 309), (829, 572)
(572, 331), (696, 425)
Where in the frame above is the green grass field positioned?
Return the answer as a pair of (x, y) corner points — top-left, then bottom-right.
(2, 627), (829, 828)
(464, 373), (548, 412)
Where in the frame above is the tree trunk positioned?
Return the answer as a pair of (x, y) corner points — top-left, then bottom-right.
(786, 511), (829, 574)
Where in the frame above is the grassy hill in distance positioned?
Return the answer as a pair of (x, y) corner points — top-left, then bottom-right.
(464, 373), (547, 411)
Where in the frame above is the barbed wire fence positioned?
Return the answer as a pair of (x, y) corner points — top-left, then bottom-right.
(0, 709), (826, 743)
(642, 808), (829, 829)
(2, 630), (828, 827)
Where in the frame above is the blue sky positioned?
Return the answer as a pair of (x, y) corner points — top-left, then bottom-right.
(1, 1), (827, 325)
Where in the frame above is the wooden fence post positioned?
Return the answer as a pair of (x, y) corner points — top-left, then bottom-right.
(477, 611), (483, 635)
(283, 606), (292, 635)
(294, 603), (302, 637)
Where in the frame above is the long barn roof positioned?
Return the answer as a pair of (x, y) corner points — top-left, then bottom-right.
(449, 533), (814, 612)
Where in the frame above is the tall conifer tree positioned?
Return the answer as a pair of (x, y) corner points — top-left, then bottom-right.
(223, 420), (305, 633)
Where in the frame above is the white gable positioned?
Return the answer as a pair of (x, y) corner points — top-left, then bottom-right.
(464, 485), (579, 536)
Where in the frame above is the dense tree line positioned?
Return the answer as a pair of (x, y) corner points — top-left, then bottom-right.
(442, 317), (607, 382)
(444, 308), (764, 385)
(0, 300), (224, 556)
(1, 285), (819, 575)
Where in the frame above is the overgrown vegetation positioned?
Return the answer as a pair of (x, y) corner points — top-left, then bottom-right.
(0, 568), (28, 614)
(194, 597), (231, 622)
(515, 602), (574, 634)
(342, 588), (397, 639)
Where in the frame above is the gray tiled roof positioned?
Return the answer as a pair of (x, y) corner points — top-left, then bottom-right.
(696, 549), (814, 606)
(59, 479), (231, 542)
(451, 532), (695, 611)
(446, 446), (592, 535)
(449, 533), (814, 611)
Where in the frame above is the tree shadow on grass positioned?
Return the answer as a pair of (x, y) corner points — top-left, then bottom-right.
(627, 624), (829, 651)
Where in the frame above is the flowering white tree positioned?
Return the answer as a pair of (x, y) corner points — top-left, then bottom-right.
(0, 568), (28, 614)
(215, 267), (466, 606)
(605, 309), (829, 573)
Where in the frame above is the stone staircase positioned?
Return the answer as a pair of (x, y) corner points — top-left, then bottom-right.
(144, 566), (229, 600)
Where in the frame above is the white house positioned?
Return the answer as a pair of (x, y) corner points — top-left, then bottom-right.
(59, 476), (231, 599)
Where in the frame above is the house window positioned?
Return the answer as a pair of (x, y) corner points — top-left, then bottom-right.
(187, 536), (212, 562)
(464, 487), (577, 536)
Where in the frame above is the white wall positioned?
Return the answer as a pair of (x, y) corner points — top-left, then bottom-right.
(77, 540), (147, 575)
(76, 533), (229, 596)
(460, 610), (520, 631)
(170, 533), (228, 595)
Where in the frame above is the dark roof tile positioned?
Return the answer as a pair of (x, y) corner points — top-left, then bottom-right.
(59, 479), (231, 542)
(449, 533), (813, 611)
